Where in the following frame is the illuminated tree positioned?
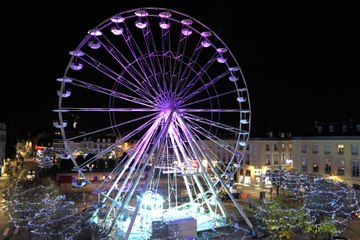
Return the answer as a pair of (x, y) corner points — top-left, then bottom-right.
(303, 178), (359, 239)
(254, 196), (310, 240)
(28, 195), (84, 239)
(269, 169), (286, 196)
(4, 178), (60, 229)
(282, 172), (309, 201)
(4, 178), (91, 239)
(255, 176), (359, 240)
(37, 147), (55, 169)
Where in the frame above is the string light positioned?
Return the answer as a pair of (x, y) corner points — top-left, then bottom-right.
(255, 173), (360, 238)
(4, 178), (91, 239)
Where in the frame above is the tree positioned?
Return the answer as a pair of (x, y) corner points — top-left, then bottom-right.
(37, 147), (55, 169)
(254, 196), (310, 240)
(282, 172), (309, 202)
(4, 177), (91, 240)
(28, 195), (85, 239)
(303, 178), (360, 239)
(4, 178), (60, 229)
(269, 169), (286, 196)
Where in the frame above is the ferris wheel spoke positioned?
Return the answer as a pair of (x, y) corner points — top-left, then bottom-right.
(66, 77), (155, 107)
(187, 123), (236, 154)
(180, 88), (239, 108)
(169, 25), (190, 84)
(140, 20), (165, 86)
(182, 111), (245, 133)
(174, 57), (217, 98)
(58, 107), (159, 112)
(66, 112), (159, 144)
(97, 34), (163, 99)
(160, 24), (173, 93)
(113, 20), (166, 98)
(98, 116), (160, 160)
(183, 117), (236, 148)
(173, 42), (216, 96)
(77, 53), (156, 102)
(182, 108), (246, 113)
(179, 70), (230, 103)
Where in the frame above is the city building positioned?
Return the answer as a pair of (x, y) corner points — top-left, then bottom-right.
(18, 119), (360, 190)
(236, 132), (293, 188)
(292, 120), (360, 189)
(234, 119), (360, 189)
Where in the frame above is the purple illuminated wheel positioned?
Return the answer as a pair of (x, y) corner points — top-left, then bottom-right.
(54, 7), (253, 239)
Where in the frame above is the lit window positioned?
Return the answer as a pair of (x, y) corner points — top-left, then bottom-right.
(337, 144), (344, 154)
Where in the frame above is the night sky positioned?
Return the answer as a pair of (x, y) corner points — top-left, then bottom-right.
(2, 1), (358, 140)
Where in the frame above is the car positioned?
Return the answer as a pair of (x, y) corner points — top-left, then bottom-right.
(352, 211), (360, 219)
(26, 169), (36, 179)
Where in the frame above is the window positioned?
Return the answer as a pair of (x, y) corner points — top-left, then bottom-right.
(338, 159), (345, 176)
(266, 144), (270, 151)
(313, 164), (319, 172)
(301, 144), (307, 153)
(351, 144), (359, 155)
(265, 154), (271, 165)
(317, 126), (323, 133)
(302, 158), (307, 172)
(281, 154), (286, 164)
(353, 160), (359, 177)
(342, 124), (348, 132)
(274, 144), (278, 151)
(324, 144), (331, 154)
(245, 169), (251, 176)
(288, 143), (292, 151)
(337, 144), (344, 154)
(273, 154), (278, 165)
(313, 159), (319, 173)
(325, 158), (331, 174)
(312, 144), (318, 154)
(281, 144), (285, 151)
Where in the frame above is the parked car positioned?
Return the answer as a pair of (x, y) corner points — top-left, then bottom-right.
(352, 211), (360, 219)
(26, 169), (36, 179)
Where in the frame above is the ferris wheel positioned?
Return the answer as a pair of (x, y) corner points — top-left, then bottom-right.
(54, 7), (253, 239)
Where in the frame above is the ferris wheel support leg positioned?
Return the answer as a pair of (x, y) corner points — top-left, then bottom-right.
(123, 110), (175, 239)
(178, 116), (255, 234)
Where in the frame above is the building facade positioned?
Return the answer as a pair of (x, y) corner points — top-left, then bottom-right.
(33, 120), (360, 189)
(235, 134), (293, 188)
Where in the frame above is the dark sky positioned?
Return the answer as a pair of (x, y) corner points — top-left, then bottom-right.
(2, 0), (358, 139)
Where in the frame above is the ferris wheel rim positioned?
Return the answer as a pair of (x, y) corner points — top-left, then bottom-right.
(54, 6), (253, 238)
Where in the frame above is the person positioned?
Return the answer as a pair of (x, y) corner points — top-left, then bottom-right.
(230, 186), (239, 199)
